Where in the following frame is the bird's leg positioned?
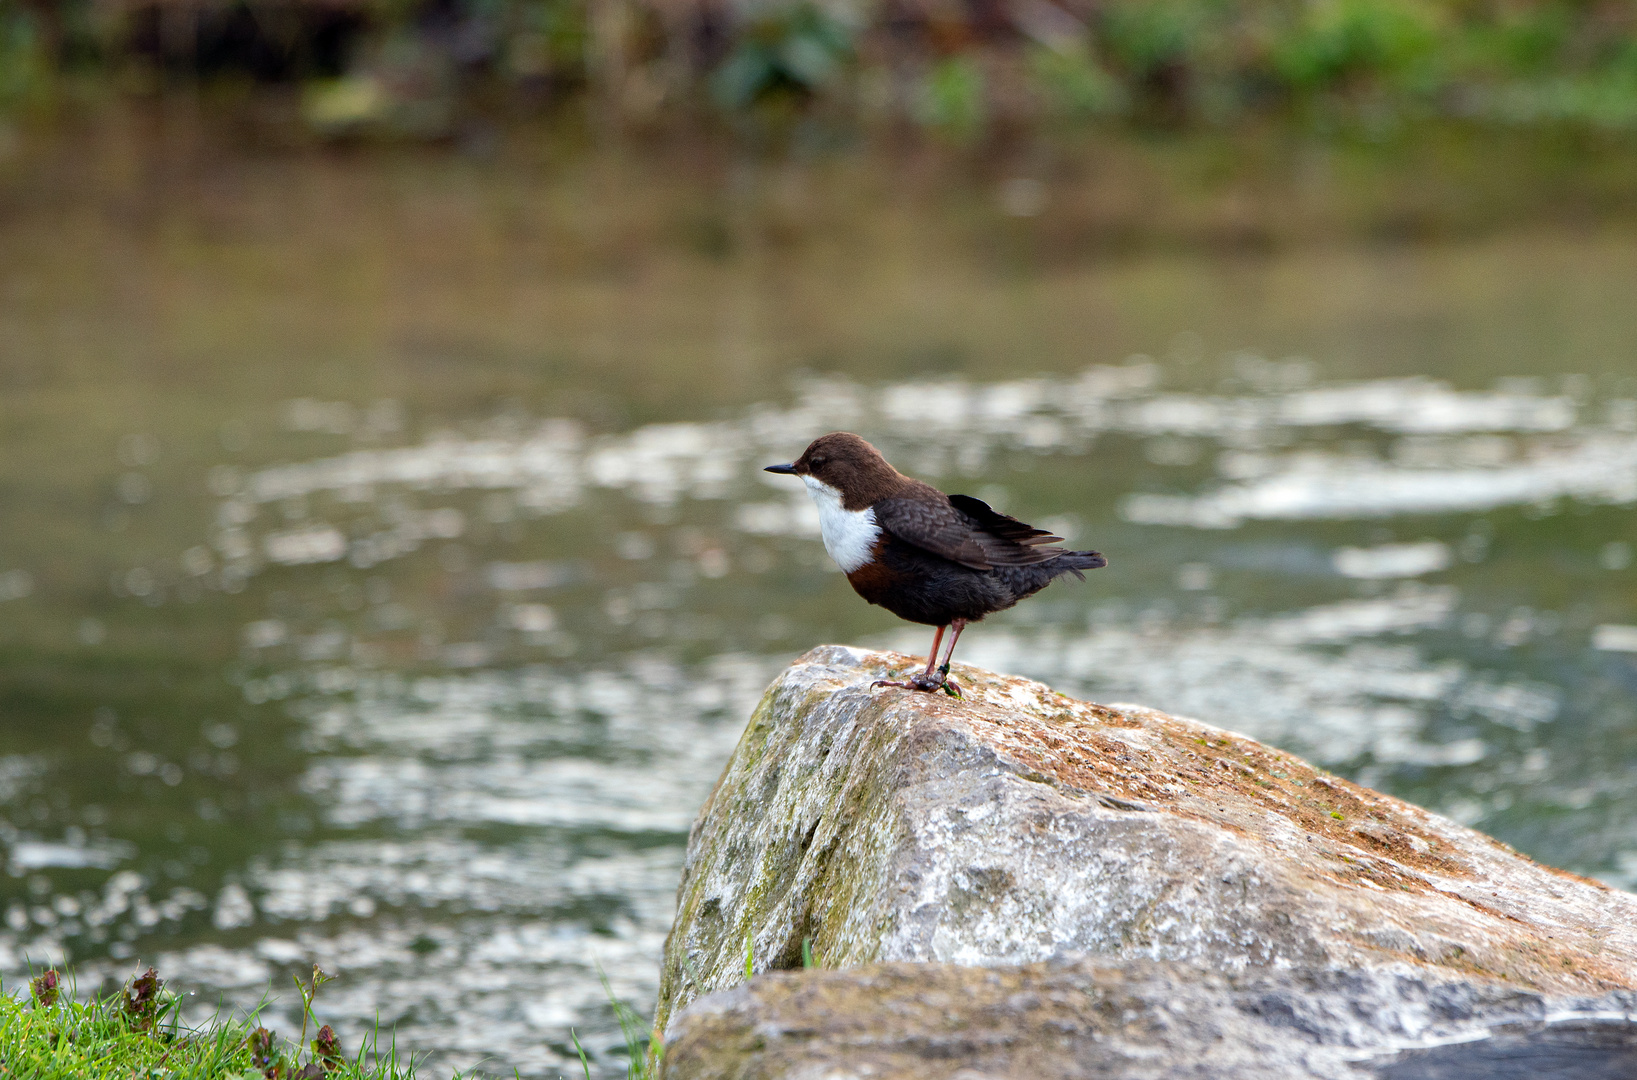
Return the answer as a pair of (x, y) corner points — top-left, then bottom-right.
(935, 619), (967, 696)
(922, 625), (946, 680)
(872, 625), (949, 692)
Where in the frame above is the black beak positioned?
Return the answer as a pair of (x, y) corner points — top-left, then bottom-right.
(763, 463), (798, 475)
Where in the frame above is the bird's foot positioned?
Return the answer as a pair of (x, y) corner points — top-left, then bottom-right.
(936, 663), (962, 698)
(871, 672), (946, 693)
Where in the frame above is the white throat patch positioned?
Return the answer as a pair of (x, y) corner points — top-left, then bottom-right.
(801, 475), (880, 573)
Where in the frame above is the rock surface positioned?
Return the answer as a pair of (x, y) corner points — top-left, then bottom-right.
(654, 646), (1637, 1074)
(662, 959), (1637, 1079)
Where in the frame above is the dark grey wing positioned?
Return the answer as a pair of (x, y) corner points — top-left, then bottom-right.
(874, 494), (1066, 570)
(873, 497), (995, 569)
(947, 494), (1067, 565)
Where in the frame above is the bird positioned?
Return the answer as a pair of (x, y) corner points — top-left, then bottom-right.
(765, 432), (1107, 694)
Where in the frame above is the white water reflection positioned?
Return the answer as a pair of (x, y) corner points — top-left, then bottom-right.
(184, 369), (1635, 590)
(204, 655), (780, 1073)
(1333, 541), (1451, 579)
(1124, 434), (1637, 528)
(938, 584), (1553, 772)
(1595, 625), (1637, 652)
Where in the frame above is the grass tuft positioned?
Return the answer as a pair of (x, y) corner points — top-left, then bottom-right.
(4, 961), (661, 1079)
(0, 965), (423, 1080)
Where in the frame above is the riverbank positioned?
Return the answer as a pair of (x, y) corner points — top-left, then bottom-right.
(3, 0), (1637, 138)
(8, 98), (1637, 257)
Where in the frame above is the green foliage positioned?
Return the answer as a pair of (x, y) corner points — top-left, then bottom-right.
(1072, 0), (1637, 128)
(1444, 3), (1637, 129)
(1272, 0), (1443, 93)
(1486, 69), (1637, 130)
(588, 968), (660, 1080)
(1028, 43), (1123, 119)
(5, 0), (1636, 131)
(29, 968), (61, 1007)
(292, 965), (335, 1058)
(121, 966), (167, 1033)
(0, 966), (421, 1080)
(571, 1028), (594, 1079)
(914, 54), (986, 138)
(711, 1), (855, 108)
(1099, 0), (1219, 81)
(1456, 4), (1573, 78)
(0, 0), (51, 110)
(502, 0), (590, 83)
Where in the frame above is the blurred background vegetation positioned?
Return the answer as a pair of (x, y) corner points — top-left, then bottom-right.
(1, 0), (1635, 137)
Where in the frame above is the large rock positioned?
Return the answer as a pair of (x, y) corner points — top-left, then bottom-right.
(653, 646), (1637, 1075)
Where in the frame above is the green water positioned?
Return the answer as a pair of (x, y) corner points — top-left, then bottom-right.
(2, 107), (1637, 1076)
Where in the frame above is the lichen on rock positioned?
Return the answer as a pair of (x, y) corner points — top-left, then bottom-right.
(654, 646), (1637, 1073)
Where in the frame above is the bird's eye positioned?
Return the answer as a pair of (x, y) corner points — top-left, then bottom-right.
(810, 456), (827, 467)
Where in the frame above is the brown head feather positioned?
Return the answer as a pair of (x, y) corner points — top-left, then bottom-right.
(790, 433), (911, 510)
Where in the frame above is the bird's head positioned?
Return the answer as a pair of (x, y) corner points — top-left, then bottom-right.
(764, 432), (902, 507)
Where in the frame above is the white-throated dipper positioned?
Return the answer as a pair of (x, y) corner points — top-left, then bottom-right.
(765, 432), (1107, 694)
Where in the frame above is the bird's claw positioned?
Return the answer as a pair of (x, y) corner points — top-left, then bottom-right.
(872, 672), (956, 694)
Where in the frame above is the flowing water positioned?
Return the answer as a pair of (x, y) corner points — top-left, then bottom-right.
(3, 109), (1637, 1076)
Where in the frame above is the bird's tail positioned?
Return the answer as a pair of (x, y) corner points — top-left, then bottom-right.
(1054, 550), (1107, 582)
